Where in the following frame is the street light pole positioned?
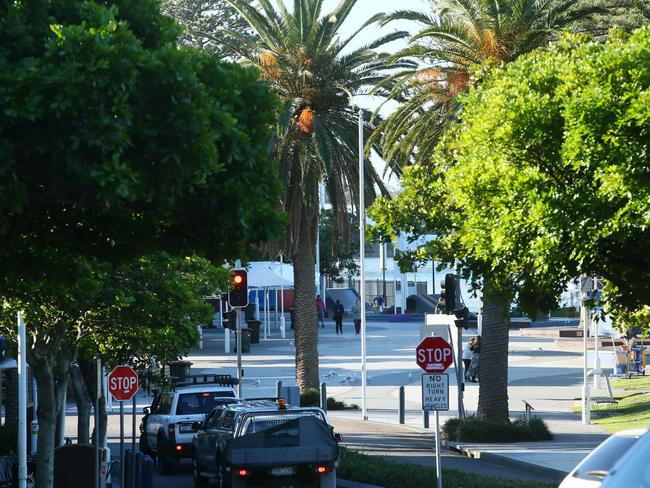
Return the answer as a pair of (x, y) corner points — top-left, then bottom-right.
(358, 109), (368, 421)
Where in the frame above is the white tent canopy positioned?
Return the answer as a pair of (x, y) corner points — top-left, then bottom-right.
(247, 261), (293, 288)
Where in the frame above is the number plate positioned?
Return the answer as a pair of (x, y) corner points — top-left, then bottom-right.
(179, 424), (195, 433)
(270, 466), (295, 476)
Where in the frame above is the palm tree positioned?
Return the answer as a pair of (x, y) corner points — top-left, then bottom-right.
(225, 0), (407, 390)
(371, 0), (614, 169)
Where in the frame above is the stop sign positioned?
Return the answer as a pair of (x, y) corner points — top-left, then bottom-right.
(108, 365), (139, 401)
(416, 337), (453, 373)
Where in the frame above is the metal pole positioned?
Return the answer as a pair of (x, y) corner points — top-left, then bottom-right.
(276, 380), (282, 400)
(398, 386), (405, 424)
(280, 254), (286, 337)
(359, 109), (368, 421)
(320, 383), (327, 413)
(457, 326), (465, 419)
(237, 308), (243, 398)
(316, 185), (321, 298)
(423, 410), (429, 429)
(131, 395), (136, 488)
(17, 312), (27, 488)
(264, 288), (268, 341)
(224, 300), (230, 354)
(95, 358), (101, 488)
(120, 401), (124, 486)
(593, 277), (601, 389)
(434, 410), (442, 488)
(581, 275), (591, 425)
(33, 377), (40, 453)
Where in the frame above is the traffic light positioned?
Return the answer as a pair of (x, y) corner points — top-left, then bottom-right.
(454, 306), (470, 329)
(223, 310), (237, 330)
(228, 269), (248, 308)
(439, 273), (457, 314)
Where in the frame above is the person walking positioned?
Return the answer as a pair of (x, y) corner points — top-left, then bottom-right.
(462, 337), (473, 381)
(333, 300), (344, 334)
(352, 299), (361, 334)
(468, 335), (481, 382)
(316, 295), (325, 328)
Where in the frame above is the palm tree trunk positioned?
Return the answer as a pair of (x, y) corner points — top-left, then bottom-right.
(476, 279), (510, 422)
(292, 206), (320, 390)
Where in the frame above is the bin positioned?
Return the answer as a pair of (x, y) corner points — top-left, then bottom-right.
(169, 360), (192, 378)
(234, 329), (251, 353)
(246, 320), (261, 343)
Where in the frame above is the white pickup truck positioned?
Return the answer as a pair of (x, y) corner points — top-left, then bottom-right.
(138, 374), (238, 474)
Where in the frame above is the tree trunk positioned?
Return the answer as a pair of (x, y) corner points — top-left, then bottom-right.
(70, 363), (91, 444)
(292, 206), (320, 390)
(30, 353), (70, 488)
(79, 357), (107, 445)
(476, 280), (510, 422)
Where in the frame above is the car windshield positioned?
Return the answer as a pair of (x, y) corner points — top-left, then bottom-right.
(242, 413), (321, 435)
(602, 432), (650, 487)
(573, 434), (640, 480)
(176, 391), (235, 415)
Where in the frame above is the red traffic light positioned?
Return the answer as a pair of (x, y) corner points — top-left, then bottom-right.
(229, 269), (248, 308)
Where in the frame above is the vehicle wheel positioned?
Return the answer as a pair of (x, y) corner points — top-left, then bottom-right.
(139, 433), (151, 456)
(156, 433), (175, 475)
(192, 456), (209, 487)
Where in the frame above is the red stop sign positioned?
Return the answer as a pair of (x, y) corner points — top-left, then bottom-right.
(108, 365), (139, 401)
(416, 337), (453, 373)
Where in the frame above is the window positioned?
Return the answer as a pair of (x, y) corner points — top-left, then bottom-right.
(175, 391), (236, 415)
(219, 411), (235, 431)
(206, 407), (226, 429)
(157, 393), (173, 415)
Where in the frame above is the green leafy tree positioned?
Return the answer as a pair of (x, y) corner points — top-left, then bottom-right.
(371, 0), (623, 169)
(161, 0), (253, 58)
(370, 27), (650, 421)
(225, 0), (408, 389)
(0, 1), (281, 486)
(67, 254), (229, 445)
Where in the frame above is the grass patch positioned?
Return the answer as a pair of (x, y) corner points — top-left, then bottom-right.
(300, 388), (358, 410)
(575, 391), (650, 433)
(442, 416), (552, 443)
(337, 446), (555, 487)
(611, 375), (650, 390)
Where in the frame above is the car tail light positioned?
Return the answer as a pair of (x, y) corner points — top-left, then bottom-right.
(237, 469), (249, 477)
(316, 465), (331, 474)
(175, 444), (183, 452)
(168, 423), (176, 442)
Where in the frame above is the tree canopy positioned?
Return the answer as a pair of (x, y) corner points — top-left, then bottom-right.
(0, 0), (283, 278)
(371, 26), (650, 319)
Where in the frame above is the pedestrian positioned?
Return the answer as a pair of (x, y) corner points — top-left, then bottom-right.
(316, 295), (325, 328)
(462, 337), (473, 381)
(352, 299), (361, 334)
(468, 335), (481, 382)
(334, 299), (344, 334)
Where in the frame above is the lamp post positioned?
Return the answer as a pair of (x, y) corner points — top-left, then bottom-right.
(358, 109), (368, 421)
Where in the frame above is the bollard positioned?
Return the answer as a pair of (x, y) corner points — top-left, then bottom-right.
(141, 454), (154, 488)
(197, 325), (203, 350)
(423, 410), (429, 429)
(399, 386), (405, 424)
(320, 383), (327, 413)
(276, 380), (282, 400)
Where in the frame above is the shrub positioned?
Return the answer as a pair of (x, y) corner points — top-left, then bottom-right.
(442, 416), (552, 443)
(300, 389), (358, 410)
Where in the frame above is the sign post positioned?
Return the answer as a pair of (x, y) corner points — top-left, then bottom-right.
(417, 337), (453, 488)
(108, 365), (139, 486)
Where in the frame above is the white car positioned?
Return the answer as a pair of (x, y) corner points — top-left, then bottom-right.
(139, 375), (237, 475)
(559, 429), (648, 488)
(601, 429), (650, 487)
